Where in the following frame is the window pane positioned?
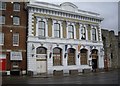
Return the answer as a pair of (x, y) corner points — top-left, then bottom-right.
(92, 28), (96, 41)
(80, 49), (87, 65)
(13, 17), (20, 25)
(0, 16), (5, 24)
(38, 29), (44, 36)
(54, 30), (59, 38)
(68, 48), (75, 65)
(13, 33), (19, 46)
(54, 23), (60, 30)
(54, 23), (60, 38)
(13, 3), (20, 11)
(39, 21), (45, 28)
(68, 25), (74, 38)
(0, 33), (4, 44)
(36, 47), (46, 54)
(53, 48), (61, 53)
(38, 21), (45, 37)
(0, 2), (6, 10)
(53, 48), (62, 66)
(68, 25), (73, 32)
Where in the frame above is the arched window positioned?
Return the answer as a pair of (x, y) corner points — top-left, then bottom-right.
(92, 28), (96, 41)
(36, 47), (47, 54)
(38, 21), (45, 37)
(54, 23), (60, 38)
(53, 47), (62, 66)
(68, 48), (75, 65)
(68, 25), (74, 39)
(80, 49), (87, 65)
(81, 26), (86, 40)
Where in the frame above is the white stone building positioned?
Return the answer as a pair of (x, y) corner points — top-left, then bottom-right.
(27, 1), (104, 75)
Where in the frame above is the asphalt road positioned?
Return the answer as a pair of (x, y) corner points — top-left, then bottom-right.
(1, 69), (119, 86)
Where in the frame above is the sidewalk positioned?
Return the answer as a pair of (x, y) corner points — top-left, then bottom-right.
(32, 68), (113, 78)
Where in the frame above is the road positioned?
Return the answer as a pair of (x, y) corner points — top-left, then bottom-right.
(1, 69), (119, 86)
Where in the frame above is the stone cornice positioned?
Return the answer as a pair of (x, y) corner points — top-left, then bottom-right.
(33, 13), (99, 26)
(27, 2), (104, 23)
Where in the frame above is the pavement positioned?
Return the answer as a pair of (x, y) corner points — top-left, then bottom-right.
(1, 68), (119, 85)
(31, 68), (110, 78)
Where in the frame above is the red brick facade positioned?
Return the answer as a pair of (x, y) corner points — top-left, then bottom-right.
(1, 2), (27, 75)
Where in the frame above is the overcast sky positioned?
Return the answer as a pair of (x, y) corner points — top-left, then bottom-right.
(35, 0), (119, 35)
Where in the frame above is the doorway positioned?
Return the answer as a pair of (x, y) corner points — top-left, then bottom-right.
(91, 49), (98, 71)
(36, 47), (47, 74)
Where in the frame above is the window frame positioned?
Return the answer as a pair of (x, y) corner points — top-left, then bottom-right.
(0, 32), (4, 45)
(92, 28), (96, 41)
(0, 2), (6, 10)
(13, 2), (20, 11)
(13, 33), (19, 46)
(68, 25), (74, 39)
(0, 15), (5, 24)
(68, 48), (75, 65)
(54, 23), (60, 38)
(80, 49), (88, 65)
(53, 47), (62, 66)
(38, 21), (45, 37)
(36, 47), (47, 54)
(13, 16), (20, 25)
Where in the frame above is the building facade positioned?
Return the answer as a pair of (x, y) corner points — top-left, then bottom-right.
(27, 1), (104, 75)
(0, 1), (27, 75)
(102, 29), (118, 69)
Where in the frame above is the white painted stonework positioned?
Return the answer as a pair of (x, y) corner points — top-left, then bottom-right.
(27, 1), (104, 75)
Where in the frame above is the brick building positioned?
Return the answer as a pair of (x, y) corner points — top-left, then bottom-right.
(0, 1), (27, 75)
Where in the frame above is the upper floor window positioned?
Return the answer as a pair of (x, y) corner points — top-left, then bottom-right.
(0, 16), (5, 24)
(13, 3), (20, 11)
(0, 32), (4, 45)
(54, 23), (60, 38)
(38, 21), (45, 37)
(81, 27), (86, 40)
(68, 25), (74, 39)
(0, 2), (6, 10)
(13, 16), (20, 25)
(92, 28), (96, 41)
(13, 33), (19, 46)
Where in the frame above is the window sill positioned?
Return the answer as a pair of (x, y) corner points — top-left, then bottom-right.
(13, 10), (20, 12)
(13, 24), (20, 26)
(0, 44), (4, 46)
(13, 45), (19, 46)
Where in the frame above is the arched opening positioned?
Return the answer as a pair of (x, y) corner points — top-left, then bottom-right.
(91, 49), (98, 71)
(53, 47), (62, 66)
(36, 47), (47, 54)
(80, 49), (88, 65)
(36, 47), (47, 74)
(68, 48), (75, 65)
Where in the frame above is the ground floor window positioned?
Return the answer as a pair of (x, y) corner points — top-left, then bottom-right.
(80, 49), (88, 65)
(68, 48), (75, 65)
(53, 47), (62, 66)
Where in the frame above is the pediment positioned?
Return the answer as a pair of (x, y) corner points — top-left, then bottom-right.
(60, 2), (78, 12)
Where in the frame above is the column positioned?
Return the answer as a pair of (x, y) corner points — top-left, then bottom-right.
(84, 24), (88, 40)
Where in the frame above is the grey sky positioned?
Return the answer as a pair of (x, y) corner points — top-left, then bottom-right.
(74, 2), (118, 35)
(35, 0), (118, 35)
